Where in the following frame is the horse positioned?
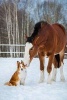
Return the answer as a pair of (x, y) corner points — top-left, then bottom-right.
(24, 21), (66, 83)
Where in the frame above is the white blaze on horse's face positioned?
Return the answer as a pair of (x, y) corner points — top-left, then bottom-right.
(24, 42), (33, 67)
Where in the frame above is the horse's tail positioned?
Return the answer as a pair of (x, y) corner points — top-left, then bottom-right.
(55, 54), (60, 68)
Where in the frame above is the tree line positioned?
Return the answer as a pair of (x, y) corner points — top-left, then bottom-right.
(0, 0), (67, 57)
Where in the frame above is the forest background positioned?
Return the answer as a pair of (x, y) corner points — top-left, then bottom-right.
(0, 0), (67, 57)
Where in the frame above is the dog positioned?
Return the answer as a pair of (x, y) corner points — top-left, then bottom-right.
(5, 60), (27, 86)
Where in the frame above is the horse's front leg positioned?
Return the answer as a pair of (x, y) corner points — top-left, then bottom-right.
(47, 54), (54, 84)
(38, 52), (45, 83)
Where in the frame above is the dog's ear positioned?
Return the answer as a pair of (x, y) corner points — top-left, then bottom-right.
(21, 60), (26, 68)
(17, 61), (19, 65)
(24, 64), (27, 68)
(21, 60), (24, 65)
(17, 61), (20, 69)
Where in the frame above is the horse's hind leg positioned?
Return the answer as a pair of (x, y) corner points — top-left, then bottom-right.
(52, 53), (65, 82)
(38, 52), (45, 83)
(52, 54), (60, 81)
(60, 62), (65, 81)
(60, 51), (65, 81)
(51, 65), (57, 81)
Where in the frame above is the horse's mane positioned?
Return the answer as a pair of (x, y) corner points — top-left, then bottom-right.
(26, 21), (48, 43)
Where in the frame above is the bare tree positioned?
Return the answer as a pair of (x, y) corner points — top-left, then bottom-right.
(0, 0), (67, 57)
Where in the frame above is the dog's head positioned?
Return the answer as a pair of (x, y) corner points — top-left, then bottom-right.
(17, 61), (26, 71)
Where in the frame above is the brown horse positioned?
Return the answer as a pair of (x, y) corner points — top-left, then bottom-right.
(24, 21), (66, 83)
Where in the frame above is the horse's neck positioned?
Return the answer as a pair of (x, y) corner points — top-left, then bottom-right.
(33, 23), (51, 47)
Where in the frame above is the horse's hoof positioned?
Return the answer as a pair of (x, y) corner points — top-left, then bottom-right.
(51, 78), (56, 82)
(60, 77), (65, 82)
(39, 80), (44, 83)
(47, 79), (52, 84)
(47, 81), (52, 84)
(60, 76), (65, 82)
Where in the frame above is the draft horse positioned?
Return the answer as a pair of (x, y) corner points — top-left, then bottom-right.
(24, 21), (66, 83)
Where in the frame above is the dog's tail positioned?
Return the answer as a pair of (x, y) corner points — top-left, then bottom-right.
(5, 82), (12, 86)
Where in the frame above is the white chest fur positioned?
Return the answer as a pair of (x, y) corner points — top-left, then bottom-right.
(20, 69), (27, 85)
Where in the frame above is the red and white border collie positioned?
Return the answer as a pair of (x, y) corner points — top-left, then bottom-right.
(5, 61), (27, 86)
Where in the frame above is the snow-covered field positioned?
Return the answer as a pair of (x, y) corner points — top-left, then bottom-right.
(0, 58), (67, 100)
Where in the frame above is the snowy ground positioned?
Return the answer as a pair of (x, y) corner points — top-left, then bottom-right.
(0, 58), (67, 100)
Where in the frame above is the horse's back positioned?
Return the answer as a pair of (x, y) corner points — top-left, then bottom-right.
(52, 23), (66, 44)
(52, 23), (66, 53)
(52, 23), (66, 34)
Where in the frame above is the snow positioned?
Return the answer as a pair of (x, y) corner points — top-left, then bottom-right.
(0, 58), (67, 100)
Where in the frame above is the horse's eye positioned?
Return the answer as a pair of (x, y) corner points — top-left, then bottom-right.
(30, 47), (33, 50)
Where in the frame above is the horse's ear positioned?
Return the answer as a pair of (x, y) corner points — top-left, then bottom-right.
(25, 34), (28, 39)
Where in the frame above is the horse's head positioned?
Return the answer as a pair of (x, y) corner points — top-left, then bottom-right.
(24, 21), (48, 67)
(24, 41), (38, 67)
